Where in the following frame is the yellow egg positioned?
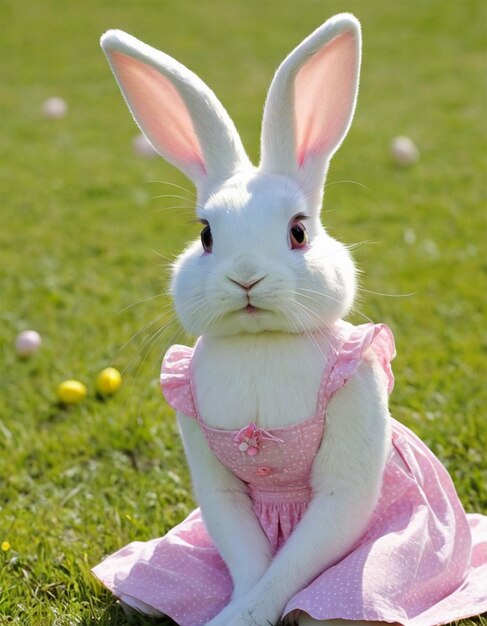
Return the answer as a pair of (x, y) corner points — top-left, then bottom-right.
(96, 367), (122, 396)
(57, 380), (87, 405)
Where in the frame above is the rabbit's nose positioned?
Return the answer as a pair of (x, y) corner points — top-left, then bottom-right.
(227, 275), (266, 291)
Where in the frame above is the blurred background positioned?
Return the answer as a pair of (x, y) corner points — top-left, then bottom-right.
(1, 1), (486, 624)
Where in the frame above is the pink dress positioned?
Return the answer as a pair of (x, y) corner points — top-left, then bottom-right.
(92, 322), (487, 626)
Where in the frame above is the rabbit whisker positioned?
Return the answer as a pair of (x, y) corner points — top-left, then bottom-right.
(117, 292), (169, 315)
(140, 204), (196, 217)
(121, 314), (178, 379)
(296, 287), (374, 325)
(343, 240), (377, 252)
(115, 312), (171, 359)
(146, 179), (194, 198)
(289, 305), (323, 357)
(286, 301), (331, 360)
(120, 293), (205, 372)
(128, 321), (176, 389)
(151, 193), (195, 203)
(359, 287), (416, 298)
(323, 179), (370, 192)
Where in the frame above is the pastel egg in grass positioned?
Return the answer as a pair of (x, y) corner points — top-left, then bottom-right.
(41, 97), (68, 119)
(391, 136), (419, 166)
(96, 367), (122, 396)
(57, 380), (87, 405)
(15, 330), (42, 357)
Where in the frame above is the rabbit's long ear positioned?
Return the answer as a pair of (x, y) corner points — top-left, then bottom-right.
(101, 30), (250, 189)
(260, 14), (361, 209)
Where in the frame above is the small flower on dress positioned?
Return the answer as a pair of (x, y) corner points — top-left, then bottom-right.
(234, 423), (283, 456)
(235, 423), (262, 456)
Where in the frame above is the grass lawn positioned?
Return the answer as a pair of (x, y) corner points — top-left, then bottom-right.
(1, 1), (486, 624)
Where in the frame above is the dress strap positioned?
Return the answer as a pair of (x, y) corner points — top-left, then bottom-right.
(316, 321), (396, 415)
(160, 344), (197, 418)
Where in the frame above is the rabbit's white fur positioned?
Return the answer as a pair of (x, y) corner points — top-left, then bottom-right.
(101, 13), (391, 626)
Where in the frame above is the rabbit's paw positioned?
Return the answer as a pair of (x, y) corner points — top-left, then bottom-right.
(207, 611), (274, 626)
(205, 602), (240, 626)
(207, 591), (281, 626)
(206, 594), (281, 626)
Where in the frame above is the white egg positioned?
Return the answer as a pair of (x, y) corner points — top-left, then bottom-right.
(16, 330), (42, 357)
(41, 97), (68, 119)
(391, 136), (419, 166)
(133, 133), (158, 158)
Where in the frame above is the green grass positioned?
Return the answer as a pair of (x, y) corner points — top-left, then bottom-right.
(1, 1), (486, 624)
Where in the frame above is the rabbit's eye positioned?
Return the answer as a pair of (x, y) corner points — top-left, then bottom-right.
(290, 220), (308, 249)
(200, 224), (213, 253)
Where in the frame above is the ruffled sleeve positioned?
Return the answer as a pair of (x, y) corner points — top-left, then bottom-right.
(160, 345), (196, 418)
(322, 322), (396, 404)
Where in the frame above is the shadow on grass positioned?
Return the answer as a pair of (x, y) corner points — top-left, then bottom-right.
(86, 597), (177, 626)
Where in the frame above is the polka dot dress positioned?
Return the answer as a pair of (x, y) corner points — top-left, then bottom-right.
(92, 322), (487, 626)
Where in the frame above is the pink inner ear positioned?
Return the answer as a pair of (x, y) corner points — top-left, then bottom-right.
(110, 50), (205, 174)
(295, 31), (357, 166)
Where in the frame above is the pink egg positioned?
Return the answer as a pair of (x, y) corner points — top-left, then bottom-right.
(41, 97), (67, 119)
(16, 330), (42, 357)
(391, 136), (419, 166)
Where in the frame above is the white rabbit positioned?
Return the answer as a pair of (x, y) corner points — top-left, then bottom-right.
(93, 12), (487, 626)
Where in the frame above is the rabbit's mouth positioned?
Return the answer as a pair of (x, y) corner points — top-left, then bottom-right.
(233, 302), (272, 320)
